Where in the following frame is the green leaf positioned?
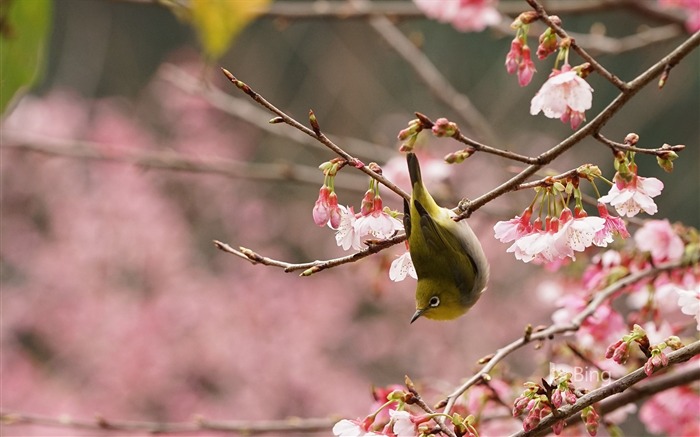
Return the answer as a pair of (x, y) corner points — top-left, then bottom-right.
(0, 0), (52, 116)
(186, 0), (270, 61)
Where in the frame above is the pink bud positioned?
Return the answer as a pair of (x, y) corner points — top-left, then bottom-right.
(505, 39), (522, 74)
(551, 389), (563, 408)
(517, 45), (536, 87)
(606, 340), (622, 359)
(312, 186), (331, 226)
(328, 192), (341, 229)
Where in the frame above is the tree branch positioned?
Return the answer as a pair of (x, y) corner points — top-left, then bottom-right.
(510, 340), (700, 437)
(220, 68), (410, 202)
(214, 234), (406, 276)
(441, 260), (685, 415)
(456, 29), (700, 220)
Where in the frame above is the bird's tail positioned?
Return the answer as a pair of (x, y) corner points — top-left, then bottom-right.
(407, 152), (422, 188)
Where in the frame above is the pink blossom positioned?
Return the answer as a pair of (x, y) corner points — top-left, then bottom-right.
(505, 38), (522, 74)
(493, 208), (533, 243)
(676, 283), (700, 330)
(639, 387), (700, 436)
(518, 45), (536, 87)
(332, 418), (381, 437)
(634, 219), (684, 263)
(414, 0), (501, 32)
(388, 410), (418, 436)
(335, 205), (363, 250)
(354, 198), (404, 240)
(555, 208), (606, 254)
(598, 173), (664, 217)
(354, 212), (403, 240)
(313, 186), (332, 226)
(505, 38), (536, 86)
(594, 203), (629, 246)
(389, 251), (417, 282)
(530, 66), (593, 129)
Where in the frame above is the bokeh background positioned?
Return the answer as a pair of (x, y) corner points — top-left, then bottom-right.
(1, 1), (698, 435)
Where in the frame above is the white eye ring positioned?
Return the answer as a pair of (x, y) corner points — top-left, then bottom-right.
(429, 296), (440, 307)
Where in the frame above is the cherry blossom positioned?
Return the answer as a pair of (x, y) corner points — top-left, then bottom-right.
(313, 186), (342, 228)
(676, 283), (700, 330)
(388, 410), (418, 436)
(493, 208), (533, 243)
(633, 219), (684, 263)
(594, 203), (629, 246)
(639, 387), (700, 436)
(335, 205), (363, 250)
(530, 65), (593, 129)
(353, 197), (403, 240)
(332, 418), (382, 437)
(505, 38), (536, 86)
(555, 208), (606, 253)
(414, 0), (501, 32)
(598, 172), (664, 217)
(389, 251), (417, 282)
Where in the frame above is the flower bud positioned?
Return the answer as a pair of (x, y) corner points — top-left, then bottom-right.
(444, 148), (474, 164)
(624, 133), (639, 146)
(432, 117), (459, 137)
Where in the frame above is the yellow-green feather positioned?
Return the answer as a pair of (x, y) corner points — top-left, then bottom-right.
(406, 152), (488, 321)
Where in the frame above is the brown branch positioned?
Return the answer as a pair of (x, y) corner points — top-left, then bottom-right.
(0, 411), (335, 435)
(594, 132), (686, 155)
(441, 260), (685, 415)
(526, 0), (628, 91)
(214, 234), (406, 276)
(415, 114), (538, 165)
(510, 340), (700, 437)
(220, 68), (410, 202)
(456, 29), (700, 220)
(159, 64), (395, 163)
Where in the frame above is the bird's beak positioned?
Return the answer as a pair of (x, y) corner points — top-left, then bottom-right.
(410, 308), (425, 324)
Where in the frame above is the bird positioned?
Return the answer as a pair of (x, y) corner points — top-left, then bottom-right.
(404, 152), (489, 322)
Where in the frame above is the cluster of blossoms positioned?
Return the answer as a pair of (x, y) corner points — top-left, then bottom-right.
(494, 143), (675, 266)
(512, 371), (598, 436)
(312, 160), (404, 252)
(332, 385), (479, 437)
(505, 12), (594, 129)
(493, 165), (629, 265)
(606, 324), (685, 376)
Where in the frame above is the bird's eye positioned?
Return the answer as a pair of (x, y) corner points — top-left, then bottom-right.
(429, 296), (440, 307)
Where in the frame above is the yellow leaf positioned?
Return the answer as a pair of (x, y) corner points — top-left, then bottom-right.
(189, 0), (270, 60)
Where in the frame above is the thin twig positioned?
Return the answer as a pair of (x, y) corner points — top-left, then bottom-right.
(456, 30), (700, 220)
(416, 113), (537, 164)
(159, 64), (395, 163)
(220, 68), (410, 202)
(214, 234), (406, 276)
(526, 0), (628, 91)
(593, 132), (686, 155)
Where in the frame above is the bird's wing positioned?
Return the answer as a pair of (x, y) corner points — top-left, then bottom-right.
(414, 199), (478, 291)
(403, 199), (411, 239)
